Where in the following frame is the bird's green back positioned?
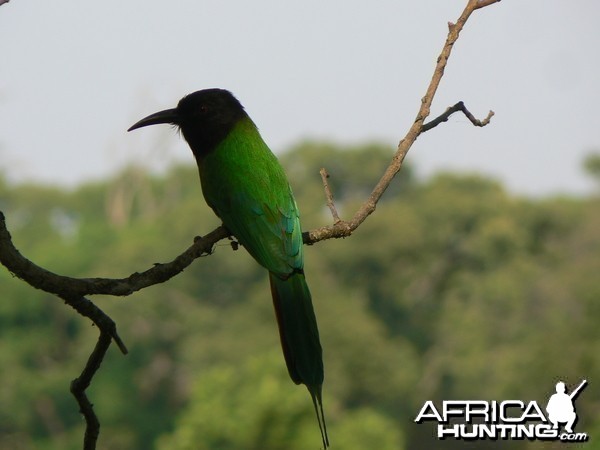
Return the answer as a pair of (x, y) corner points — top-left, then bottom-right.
(197, 117), (304, 278)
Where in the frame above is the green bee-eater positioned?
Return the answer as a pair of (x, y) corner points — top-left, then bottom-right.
(129, 88), (328, 448)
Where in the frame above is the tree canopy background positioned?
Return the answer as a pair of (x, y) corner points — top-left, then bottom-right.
(1, 142), (598, 449)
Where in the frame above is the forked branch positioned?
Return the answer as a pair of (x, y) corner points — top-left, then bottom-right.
(305, 0), (499, 243)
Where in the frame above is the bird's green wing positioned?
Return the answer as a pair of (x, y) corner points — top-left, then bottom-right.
(215, 184), (303, 277)
(199, 124), (304, 277)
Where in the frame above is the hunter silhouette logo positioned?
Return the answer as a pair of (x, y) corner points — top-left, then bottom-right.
(546, 379), (587, 434)
(414, 379), (589, 442)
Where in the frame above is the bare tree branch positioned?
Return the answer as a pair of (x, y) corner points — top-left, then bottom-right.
(0, 211), (229, 298)
(304, 0), (499, 244)
(0, 211), (229, 447)
(70, 324), (112, 450)
(0, 1), (501, 448)
(320, 168), (341, 224)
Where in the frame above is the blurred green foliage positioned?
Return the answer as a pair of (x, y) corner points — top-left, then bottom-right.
(0, 142), (598, 450)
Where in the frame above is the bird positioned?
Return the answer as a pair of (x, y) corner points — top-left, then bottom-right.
(128, 88), (329, 448)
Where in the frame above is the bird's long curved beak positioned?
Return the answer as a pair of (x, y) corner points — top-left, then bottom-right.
(127, 108), (179, 132)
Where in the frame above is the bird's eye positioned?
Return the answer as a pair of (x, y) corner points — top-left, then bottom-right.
(198, 105), (209, 114)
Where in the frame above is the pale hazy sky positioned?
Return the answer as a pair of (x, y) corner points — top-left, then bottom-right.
(1, 1), (599, 196)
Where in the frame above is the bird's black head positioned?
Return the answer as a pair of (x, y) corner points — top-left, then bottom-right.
(128, 88), (248, 155)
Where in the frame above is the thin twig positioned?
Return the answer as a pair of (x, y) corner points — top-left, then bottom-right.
(70, 327), (112, 450)
(421, 101), (495, 132)
(320, 168), (341, 224)
(475, 0), (501, 9)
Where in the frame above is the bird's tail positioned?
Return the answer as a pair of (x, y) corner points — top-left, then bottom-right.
(269, 271), (329, 449)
